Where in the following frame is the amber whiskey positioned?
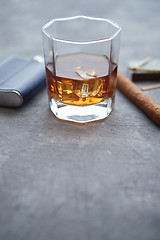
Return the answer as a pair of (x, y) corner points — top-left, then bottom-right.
(46, 53), (117, 106)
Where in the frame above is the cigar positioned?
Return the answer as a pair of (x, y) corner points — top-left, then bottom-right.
(117, 71), (160, 126)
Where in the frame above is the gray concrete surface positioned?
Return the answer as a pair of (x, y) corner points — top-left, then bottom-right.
(0, 0), (160, 240)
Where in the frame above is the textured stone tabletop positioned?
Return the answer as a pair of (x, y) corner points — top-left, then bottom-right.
(0, 0), (160, 240)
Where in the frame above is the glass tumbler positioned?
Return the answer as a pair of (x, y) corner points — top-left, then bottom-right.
(42, 16), (121, 123)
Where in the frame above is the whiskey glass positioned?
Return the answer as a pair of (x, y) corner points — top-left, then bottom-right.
(42, 16), (121, 123)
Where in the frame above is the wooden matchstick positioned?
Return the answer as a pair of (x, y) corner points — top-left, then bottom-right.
(141, 84), (160, 91)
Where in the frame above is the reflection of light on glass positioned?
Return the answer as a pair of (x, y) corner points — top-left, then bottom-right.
(82, 84), (89, 97)
(85, 70), (97, 77)
(75, 69), (96, 80)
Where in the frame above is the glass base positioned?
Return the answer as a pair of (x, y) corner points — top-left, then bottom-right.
(49, 98), (114, 123)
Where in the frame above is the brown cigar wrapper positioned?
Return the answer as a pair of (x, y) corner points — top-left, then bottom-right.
(117, 71), (160, 126)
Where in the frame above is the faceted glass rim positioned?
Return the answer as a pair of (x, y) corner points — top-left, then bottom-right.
(42, 15), (121, 45)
